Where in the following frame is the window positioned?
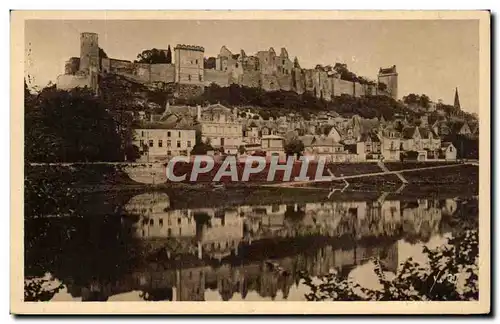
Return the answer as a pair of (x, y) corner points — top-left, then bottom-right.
(167, 131), (171, 137)
(178, 131), (181, 138)
(177, 140), (181, 148)
(148, 140), (154, 147)
(149, 219), (154, 225)
(199, 75), (202, 82)
(235, 63), (239, 68)
(139, 139), (144, 147)
(158, 140), (163, 147)
(167, 140), (171, 147)
(187, 140), (192, 148)
(449, 146), (453, 152)
(178, 218), (181, 225)
(167, 150), (172, 156)
(188, 75), (191, 81)
(159, 219), (163, 227)
(141, 131), (144, 137)
(195, 59), (198, 64)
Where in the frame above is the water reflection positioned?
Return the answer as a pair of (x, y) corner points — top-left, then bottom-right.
(25, 190), (477, 302)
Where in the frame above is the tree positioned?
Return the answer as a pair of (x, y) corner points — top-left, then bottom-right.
(419, 94), (431, 108)
(135, 48), (169, 64)
(25, 86), (124, 162)
(378, 82), (388, 92)
(124, 144), (141, 162)
(284, 139), (305, 157)
(165, 45), (172, 64)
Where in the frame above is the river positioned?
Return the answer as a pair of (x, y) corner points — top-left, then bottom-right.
(24, 186), (479, 302)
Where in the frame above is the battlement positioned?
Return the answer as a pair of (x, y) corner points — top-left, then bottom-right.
(379, 65), (397, 75)
(174, 44), (205, 52)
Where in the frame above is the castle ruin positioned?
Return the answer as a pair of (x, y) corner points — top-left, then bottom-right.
(57, 32), (398, 101)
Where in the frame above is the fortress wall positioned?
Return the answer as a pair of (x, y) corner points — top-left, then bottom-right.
(324, 77), (334, 101)
(364, 84), (376, 96)
(240, 71), (261, 88)
(132, 63), (152, 83)
(261, 74), (280, 91)
(56, 74), (91, 90)
(101, 58), (111, 73)
(277, 74), (293, 91)
(354, 82), (365, 97)
(109, 59), (135, 75)
(333, 78), (355, 96)
(204, 69), (230, 87)
(150, 64), (176, 83)
(291, 68), (306, 94)
(304, 70), (315, 93)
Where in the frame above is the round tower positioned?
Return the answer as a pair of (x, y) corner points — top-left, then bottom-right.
(79, 32), (99, 73)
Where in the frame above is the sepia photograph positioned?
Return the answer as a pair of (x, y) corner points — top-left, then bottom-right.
(11, 10), (490, 314)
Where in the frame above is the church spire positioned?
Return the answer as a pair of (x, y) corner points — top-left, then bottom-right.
(454, 87), (461, 110)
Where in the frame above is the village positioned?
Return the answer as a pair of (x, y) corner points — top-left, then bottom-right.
(131, 89), (479, 165)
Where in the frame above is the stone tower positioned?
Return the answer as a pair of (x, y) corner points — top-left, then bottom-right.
(378, 65), (398, 100)
(174, 44), (205, 84)
(79, 32), (100, 93)
(79, 32), (100, 74)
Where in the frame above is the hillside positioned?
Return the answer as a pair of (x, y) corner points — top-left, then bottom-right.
(98, 74), (417, 121)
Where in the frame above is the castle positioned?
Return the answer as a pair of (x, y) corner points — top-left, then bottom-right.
(57, 32), (399, 101)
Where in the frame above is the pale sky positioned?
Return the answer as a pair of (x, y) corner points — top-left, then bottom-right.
(25, 19), (479, 113)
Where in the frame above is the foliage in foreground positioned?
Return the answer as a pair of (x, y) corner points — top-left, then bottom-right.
(300, 230), (478, 301)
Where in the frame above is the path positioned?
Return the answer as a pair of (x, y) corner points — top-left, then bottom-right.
(266, 162), (473, 188)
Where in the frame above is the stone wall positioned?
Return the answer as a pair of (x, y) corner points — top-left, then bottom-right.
(261, 74), (280, 91)
(291, 68), (306, 94)
(333, 78), (355, 97)
(150, 64), (176, 83)
(354, 82), (365, 97)
(204, 69), (230, 87)
(56, 74), (91, 90)
(277, 74), (293, 91)
(240, 71), (261, 88)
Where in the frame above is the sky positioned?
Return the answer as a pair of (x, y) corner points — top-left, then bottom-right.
(25, 19), (479, 113)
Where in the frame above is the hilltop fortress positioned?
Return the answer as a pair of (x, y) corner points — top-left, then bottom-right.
(57, 32), (398, 101)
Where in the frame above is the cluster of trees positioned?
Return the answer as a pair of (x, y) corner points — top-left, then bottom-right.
(135, 46), (173, 64)
(177, 83), (412, 121)
(331, 63), (377, 85)
(403, 93), (431, 108)
(25, 81), (135, 163)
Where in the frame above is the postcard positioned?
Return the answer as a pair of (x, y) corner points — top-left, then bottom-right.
(11, 10), (490, 315)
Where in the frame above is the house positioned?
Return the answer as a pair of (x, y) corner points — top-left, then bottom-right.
(360, 132), (382, 160)
(261, 134), (285, 158)
(301, 135), (361, 162)
(316, 124), (342, 143)
(242, 121), (260, 145)
(378, 126), (401, 161)
(133, 122), (196, 162)
(199, 104), (243, 155)
(450, 121), (472, 136)
(440, 142), (457, 161)
(401, 126), (441, 160)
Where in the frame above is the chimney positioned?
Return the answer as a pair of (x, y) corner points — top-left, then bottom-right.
(197, 105), (201, 120)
